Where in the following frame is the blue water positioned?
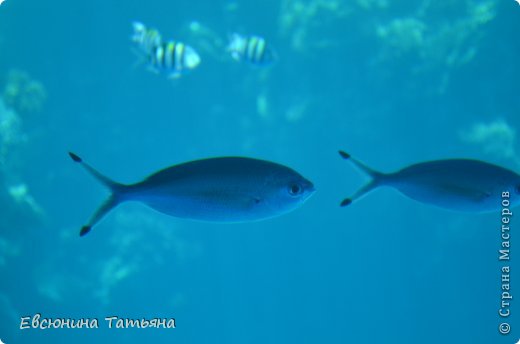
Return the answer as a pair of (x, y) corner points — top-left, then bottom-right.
(1, 0), (519, 343)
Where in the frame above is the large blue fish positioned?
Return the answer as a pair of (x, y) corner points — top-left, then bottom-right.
(69, 153), (315, 236)
(338, 150), (520, 212)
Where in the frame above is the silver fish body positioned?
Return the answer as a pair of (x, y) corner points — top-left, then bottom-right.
(339, 151), (520, 212)
(70, 153), (314, 236)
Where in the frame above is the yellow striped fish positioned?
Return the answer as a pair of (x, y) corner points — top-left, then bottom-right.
(227, 33), (276, 66)
(131, 22), (162, 54)
(148, 40), (201, 79)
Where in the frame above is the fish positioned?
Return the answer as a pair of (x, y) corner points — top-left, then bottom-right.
(131, 22), (201, 78)
(227, 33), (276, 66)
(338, 150), (520, 212)
(131, 21), (162, 54)
(69, 152), (315, 236)
(148, 40), (201, 78)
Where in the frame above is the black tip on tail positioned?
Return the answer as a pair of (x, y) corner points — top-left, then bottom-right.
(338, 150), (350, 160)
(79, 226), (91, 236)
(69, 152), (82, 163)
(340, 198), (352, 207)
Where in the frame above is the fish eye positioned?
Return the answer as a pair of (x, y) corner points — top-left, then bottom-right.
(288, 183), (303, 196)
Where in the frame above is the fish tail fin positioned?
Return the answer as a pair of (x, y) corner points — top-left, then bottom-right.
(79, 195), (119, 236)
(69, 152), (124, 192)
(338, 150), (383, 179)
(338, 150), (387, 207)
(339, 181), (379, 207)
(69, 152), (126, 236)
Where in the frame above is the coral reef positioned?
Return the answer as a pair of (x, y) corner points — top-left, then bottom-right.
(460, 119), (520, 165)
(0, 236), (20, 267)
(0, 98), (24, 168)
(37, 209), (202, 305)
(279, 0), (350, 53)
(376, 0), (496, 69)
(356, 0), (388, 10)
(8, 183), (45, 217)
(3, 69), (46, 116)
(0, 71), (46, 231)
(277, 0), (497, 82)
(376, 18), (426, 55)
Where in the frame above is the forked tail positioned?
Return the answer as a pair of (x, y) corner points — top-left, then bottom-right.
(69, 152), (126, 236)
(338, 150), (387, 207)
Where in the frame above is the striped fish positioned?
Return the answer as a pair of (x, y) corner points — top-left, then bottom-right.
(148, 40), (201, 79)
(131, 21), (162, 54)
(228, 33), (276, 66)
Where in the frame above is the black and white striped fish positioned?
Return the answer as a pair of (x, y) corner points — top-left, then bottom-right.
(227, 33), (276, 66)
(148, 40), (201, 78)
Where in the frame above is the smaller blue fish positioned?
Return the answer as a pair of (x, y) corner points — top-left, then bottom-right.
(339, 150), (520, 212)
(227, 33), (276, 66)
(69, 153), (314, 236)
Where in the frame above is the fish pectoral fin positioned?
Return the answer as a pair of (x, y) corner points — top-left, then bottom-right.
(198, 190), (262, 208)
(234, 194), (262, 207)
(168, 71), (182, 79)
(439, 184), (491, 201)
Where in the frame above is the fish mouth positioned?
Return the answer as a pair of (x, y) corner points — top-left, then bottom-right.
(306, 181), (316, 194)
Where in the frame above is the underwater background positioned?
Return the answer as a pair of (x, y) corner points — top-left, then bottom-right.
(0, 0), (519, 343)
